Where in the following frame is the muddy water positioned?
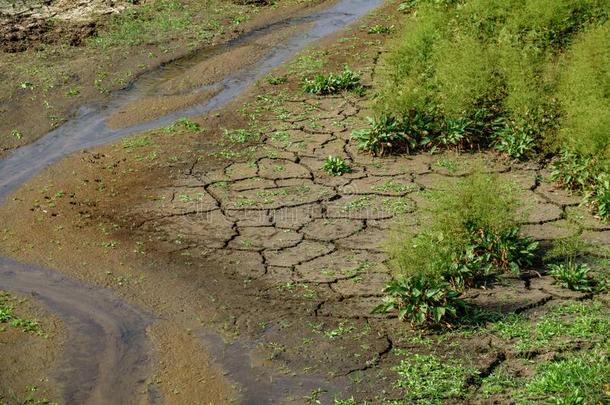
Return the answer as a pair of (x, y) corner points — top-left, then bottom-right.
(0, 257), (158, 404)
(0, 0), (382, 403)
(0, 0), (382, 201)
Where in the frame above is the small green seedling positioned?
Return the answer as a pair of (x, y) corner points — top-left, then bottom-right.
(267, 75), (288, 85)
(322, 155), (351, 176)
(11, 129), (23, 140)
(368, 24), (393, 34)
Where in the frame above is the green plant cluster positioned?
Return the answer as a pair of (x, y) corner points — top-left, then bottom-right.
(551, 150), (610, 220)
(302, 66), (363, 95)
(352, 115), (416, 156)
(0, 293), (43, 335)
(373, 276), (464, 325)
(89, 0), (192, 48)
(548, 262), (594, 292)
(375, 171), (537, 326)
(525, 350), (609, 403)
(223, 128), (258, 144)
(544, 235), (605, 292)
(391, 353), (476, 401)
(376, 0), (608, 151)
(321, 155), (351, 176)
(368, 24), (394, 34)
(164, 117), (202, 134)
(366, 0), (609, 216)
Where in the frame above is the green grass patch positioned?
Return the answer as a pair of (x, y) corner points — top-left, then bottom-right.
(88, 0), (209, 48)
(392, 352), (476, 401)
(372, 180), (417, 194)
(490, 300), (609, 351)
(342, 196), (371, 212)
(164, 117), (202, 134)
(122, 136), (153, 150)
(387, 170), (535, 288)
(372, 0), (609, 216)
(223, 128), (259, 144)
(524, 350), (609, 403)
(302, 66), (363, 95)
(0, 292), (44, 336)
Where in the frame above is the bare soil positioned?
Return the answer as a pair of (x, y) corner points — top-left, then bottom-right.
(0, 291), (66, 404)
(0, 0), (125, 52)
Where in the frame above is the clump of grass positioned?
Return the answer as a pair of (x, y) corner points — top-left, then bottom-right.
(0, 292), (43, 335)
(555, 23), (610, 164)
(11, 129), (23, 140)
(494, 125), (536, 160)
(390, 170), (535, 287)
(525, 350), (609, 403)
(266, 74), (288, 85)
(544, 236), (601, 292)
(164, 117), (202, 134)
(548, 262), (593, 292)
(368, 24), (393, 34)
(88, 0), (192, 48)
(392, 353), (476, 401)
(122, 136), (153, 150)
(373, 0), (609, 219)
(302, 66), (362, 95)
(376, 170), (537, 325)
(551, 150), (610, 221)
(223, 128), (258, 144)
(351, 115), (408, 156)
(289, 51), (325, 75)
(374, 276), (464, 325)
(322, 156), (351, 176)
(479, 366), (523, 398)
(490, 300), (609, 352)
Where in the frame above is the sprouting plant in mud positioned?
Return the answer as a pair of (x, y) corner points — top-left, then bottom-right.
(391, 352), (476, 401)
(368, 24), (393, 34)
(322, 155), (351, 176)
(351, 115), (407, 156)
(550, 151), (610, 221)
(302, 66), (362, 95)
(373, 276), (465, 325)
(122, 136), (153, 150)
(66, 87), (80, 97)
(165, 118), (202, 134)
(323, 321), (354, 339)
(11, 129), (23, 140)
(342, 196), (371, 212)
(0, 293), (43, 335)
(223, 128), (258, 144)
(494, 124), (536, 160)
(267, 74), (288, 85)
(372, 180), (417, 194)
(304, 388), (326, 404)
(548, 262), (594, 292)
